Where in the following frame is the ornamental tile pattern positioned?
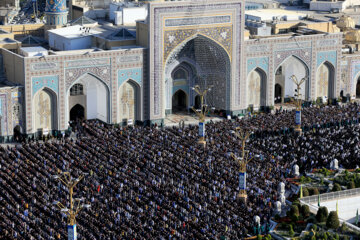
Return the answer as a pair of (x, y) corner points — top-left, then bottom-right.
(163, 26), (232, 62)
(32, 76), (59, 95)
(118, 68), (142, 88)
(274, 48), (311, 70)
(65, 66), (111, 90)
(316, 51), (337, 68)
(247, 57), (269, 74)
(152, 2), (242, 117)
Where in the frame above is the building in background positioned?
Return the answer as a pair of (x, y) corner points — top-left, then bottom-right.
(0, 0), (358, 140)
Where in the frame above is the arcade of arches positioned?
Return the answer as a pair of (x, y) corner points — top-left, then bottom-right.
(165, 35), (231, 114)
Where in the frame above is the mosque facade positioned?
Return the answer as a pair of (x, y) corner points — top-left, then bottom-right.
(0, 0), (359, 140)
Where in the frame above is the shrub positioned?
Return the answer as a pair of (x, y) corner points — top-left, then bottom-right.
(303, 188), (309, 197)
(306, 216), (317, 224)
(316, 206), (329, 222)
(257, 234), (262, 240)
(340, 222), (347, 233)
(335, 233), (340, 240)
(347, 180), (355, 189)
(311, 188), (319, 195)
(332, 183), (342, 192)
(302, 205), (310, 218)
(326, 211), (340, 229)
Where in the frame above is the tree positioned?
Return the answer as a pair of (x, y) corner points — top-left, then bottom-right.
(326, 211), (340, 229)
(289, 205), (300, 222)
(302, 204), (310, 218)
(347, 180), (355, 189)
(303, 188), (309, 197)
(316, 206), (329, 222)
(289, 224), (295, 237)
(312, 188), (319, 195)
(340, 222), (347, 233)
(332, 183), (342, 192)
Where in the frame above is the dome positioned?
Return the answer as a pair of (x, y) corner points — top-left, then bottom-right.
(336, 15), (355, 30)
(345, 29), (360, 43)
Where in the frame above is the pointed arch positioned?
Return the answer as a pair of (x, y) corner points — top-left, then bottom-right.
(118, 79), (141, 123)
(164, 34), (231, 111)
(274, 55), (310, 103)
(66, 73), (110, 124)
(165, 33), (231, 64)
(33, 87), (58, 131)
(172, 89), (188, 113)
(316, 61), (335, 99)
(247, 67), (267, 108)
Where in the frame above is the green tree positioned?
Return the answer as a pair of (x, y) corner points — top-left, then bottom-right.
(312, 188), (319, 195)
(303, 188), (309, 197)
(302, 204), (311, 218)
(289, 205), (300, 222)
(316, 206), (329, 222)
(332, 183), (342, 192)
(326, 211), (340, 229)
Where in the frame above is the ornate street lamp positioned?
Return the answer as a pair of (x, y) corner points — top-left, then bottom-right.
(53, 172), (90, 240)
(191, 84), (213, 147)
(291, 75), (306, 135)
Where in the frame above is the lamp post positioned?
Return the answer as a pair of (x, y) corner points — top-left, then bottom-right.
(191, 84), (213, 147)
(232, 127), (254, 203)
(291, 75), (306, 135)
(53, 172), (90, 240)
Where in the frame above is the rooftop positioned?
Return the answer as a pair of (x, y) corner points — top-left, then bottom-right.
(48, 25), (101, 39)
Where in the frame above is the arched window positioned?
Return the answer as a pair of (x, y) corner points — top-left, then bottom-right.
(173, 68), (187, 80)
(70, 84), (84, 96)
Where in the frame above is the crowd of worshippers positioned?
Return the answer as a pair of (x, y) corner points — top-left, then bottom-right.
(1, 103), (360, 239)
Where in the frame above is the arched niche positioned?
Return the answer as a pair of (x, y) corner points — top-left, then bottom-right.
(247, 68), (267, 108)
(33, 88), (57, 131)
(118, 80), (140, 123)
(316, 61), (335, 99)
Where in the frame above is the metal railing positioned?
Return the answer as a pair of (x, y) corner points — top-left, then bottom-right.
(300, 188), (360, 204)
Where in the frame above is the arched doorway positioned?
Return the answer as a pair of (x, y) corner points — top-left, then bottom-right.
(356, 77), (360, 98)
(33, 88), (57, 131)
(316, 61), (335, 99)
(275, 84), (282, 103)
(67, 74), (109, 124)
(13, 125), (22, 142)
(247, 68), (267, 108)
(172, 90), (187, 112)
(165, 35), (231, 112)
(118, 80), (139, 123)
(70, 104), (85, 121)
(275, 56), (309, 103)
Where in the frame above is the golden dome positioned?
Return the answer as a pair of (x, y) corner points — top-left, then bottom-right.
(345, 29), (360, 43)
(336, 15), (355, 30)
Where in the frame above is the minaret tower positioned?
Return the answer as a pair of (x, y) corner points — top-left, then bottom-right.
(45, 0), (68, 26)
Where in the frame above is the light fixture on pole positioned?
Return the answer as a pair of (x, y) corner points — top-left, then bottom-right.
(291, 74), (306, 135)
(191, 84), (213, 147)
(53, 172), (90, 240)
(232, 127), (254, 203)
